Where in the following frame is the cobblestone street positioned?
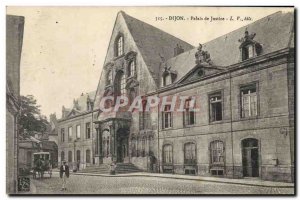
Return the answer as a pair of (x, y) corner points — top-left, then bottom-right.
(30, 173), (294, 195)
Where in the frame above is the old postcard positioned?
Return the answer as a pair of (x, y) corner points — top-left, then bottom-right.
(6, 6), (295, 195)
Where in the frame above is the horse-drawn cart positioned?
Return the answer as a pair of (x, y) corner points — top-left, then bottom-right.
(32, 152), (52, 179)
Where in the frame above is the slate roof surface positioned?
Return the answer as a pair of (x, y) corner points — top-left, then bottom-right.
(61, 91), (96, 119)
(165, 11), (294, 83)
(74, 91), (96, 111)
(121, 11), (195, 84)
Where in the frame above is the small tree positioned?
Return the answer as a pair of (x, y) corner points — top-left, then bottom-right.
(19, 95), (49, 138)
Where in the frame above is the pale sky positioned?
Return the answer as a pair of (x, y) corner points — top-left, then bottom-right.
(6, 7), (292, 119)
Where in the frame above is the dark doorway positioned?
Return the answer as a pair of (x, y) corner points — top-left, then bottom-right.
(242, 138), (259, 177)
(116, 128), (129, 163)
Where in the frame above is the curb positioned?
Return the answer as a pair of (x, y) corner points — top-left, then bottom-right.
(72, 172), (294, 188)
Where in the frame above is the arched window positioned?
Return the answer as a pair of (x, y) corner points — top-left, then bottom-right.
(116, 35), (124, 57)
(68, 151), (72, 163)
(210, 140), (224, 164)
(163, 144), (173, 164)
(107, 70), (112, 85)
(128, 60), (136, 77)
(61, 151), (65, 162)
(86, 149), (91, 163)
(184, 142), (196, 165)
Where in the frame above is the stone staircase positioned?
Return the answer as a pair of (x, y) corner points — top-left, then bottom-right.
(115, 163), (142, 174)
(78, 163), (142, 175)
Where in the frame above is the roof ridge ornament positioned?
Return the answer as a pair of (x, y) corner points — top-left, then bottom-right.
(238, 29), (256, 44)
(195, 43), (213, 66)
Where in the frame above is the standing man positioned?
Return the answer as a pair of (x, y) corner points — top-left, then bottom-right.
(60, 160), (69, 191)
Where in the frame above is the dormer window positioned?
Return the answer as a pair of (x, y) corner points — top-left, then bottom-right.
(162, 74), (172, 87)
(116, 35), (124, 57)
(107, 70), (113, 85)
(128, 60), (136, 77)
(161, 66), (177, 87)
(242, 44), (254, 60)
(238, 30), (262, 61)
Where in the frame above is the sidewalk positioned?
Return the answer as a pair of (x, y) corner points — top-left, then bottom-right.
(69, 171), (294, 188)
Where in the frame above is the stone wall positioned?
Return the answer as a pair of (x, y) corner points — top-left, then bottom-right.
(57, 112), (95, 169)
(151, 55), (294, 182)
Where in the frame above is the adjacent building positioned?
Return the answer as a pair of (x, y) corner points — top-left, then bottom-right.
(6, 15), (25, 194)
(57, 92), (97, 170)
(18, 135), (58, 172)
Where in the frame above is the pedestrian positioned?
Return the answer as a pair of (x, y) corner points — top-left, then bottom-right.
(60, 160), (69, 191)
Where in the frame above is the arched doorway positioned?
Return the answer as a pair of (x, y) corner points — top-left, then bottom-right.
(116, 128), (129, 163)
(242, 138), (259, 177)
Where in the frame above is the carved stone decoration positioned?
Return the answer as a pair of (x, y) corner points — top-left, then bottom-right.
(280, 127), (288, 137)
(197, 68), (205, 77)
(124, 51), (137, 61)
(238, 29), (256, 44)
(104, 61), (114, 70)
(104, 86), (114, 97)
(162, 65), (178, 81)
(125, 78), (139, 90)
(195, 43), (213, 66)
(115, 64), (124, 72)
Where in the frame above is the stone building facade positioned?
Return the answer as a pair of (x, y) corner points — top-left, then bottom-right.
(57, 92), (98, 170)
(6, 15), (24, 194)
(58, 11), (295, 182)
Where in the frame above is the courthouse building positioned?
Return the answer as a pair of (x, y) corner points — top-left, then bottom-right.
(58, 11), (294, 182)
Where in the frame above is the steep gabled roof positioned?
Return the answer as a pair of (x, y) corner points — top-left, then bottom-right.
(121, 11), (194, 84)
(165, 11), (294, 84)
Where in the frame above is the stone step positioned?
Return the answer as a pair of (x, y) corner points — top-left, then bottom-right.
(78, 163), (142, 174)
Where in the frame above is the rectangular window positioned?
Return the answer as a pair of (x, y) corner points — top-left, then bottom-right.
(241, 84), (257, 118)
(162, 105), (172, 129)
(68, 127), (72, 141)
(210, 141), (224, 164)
(210, 92), (222, 122)
(61, 128), (65, 142)
(76, 125), (81, 139)
(184, 99), (195, 126)
(86, 122), (91, 139)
